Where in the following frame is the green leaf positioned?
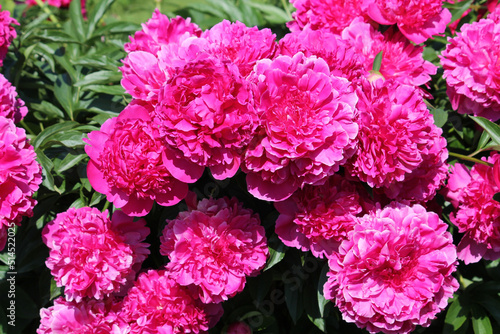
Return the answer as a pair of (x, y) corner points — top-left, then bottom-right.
(69, 0), (86, 41)
(36, 149), (57, 192)
(87, 0), (116, 37)
(30, 101), (65, 119)
(82, 84), (125, 95)
(494, 193), (500, 203)
(285, 280), (304, 324)
(71, 55), (120, 71)
(247, 1), (291, 24)
(264, 235), (287, 271)
(477, 131), (492, 151)
(317, 263), (329, 317)
(472, 305), (493, 334)
(74, 70), (122, 87)
(48, 131), (87, 148)
(32, 121), (79, 149)
(37, 30), (80, 44)
(471, 116), (500, 146)
(477, 294), (500, 327)
(55, 152), (86, 173)
(372, 51), (383, 72)
(54, 74), (74, 118)
(444, 297), (469, 333)
(444, 0), (474, 23)
(429, 106), (449, 128)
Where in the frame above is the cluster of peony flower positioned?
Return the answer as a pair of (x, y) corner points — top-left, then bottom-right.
(440, 7), (500, 121)
(79, 3), (463, 332)
(324, 203), (459, 334)
(39, 196), (267, 333)
(444, 153), (500, 264)
(0, 116), (41, 249)
(288, 0), (451, 44)
(42, 207), (151, 302)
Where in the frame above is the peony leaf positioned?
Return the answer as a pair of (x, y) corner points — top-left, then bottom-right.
(429, 106), (448, 128)
(264, 235), (287, 271)
(372, 51), (383, 72)
(494, 193), (500, 203)
(472, 305), (493, 334)
(477, 294), (500, 327)
(444, 297), (470, 333)
(86, 0), (116, 38)
(471, 116), (500, 146)
(477, 131), (491, 151)
(69, 0), (86, 42)
(444, 0), (474, 23)
(317, 263), (330, 318)
(284, 280), (304, 324)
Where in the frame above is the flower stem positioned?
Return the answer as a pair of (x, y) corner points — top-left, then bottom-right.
(33, 0), (61, 27)
(449, 152), (493, 167)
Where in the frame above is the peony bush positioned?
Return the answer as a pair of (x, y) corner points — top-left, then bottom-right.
(2, 0), (500, 333)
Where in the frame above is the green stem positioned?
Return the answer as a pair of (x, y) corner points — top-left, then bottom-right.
(154, 0), (161, 11)
(449, 151), (494, 167)
(33, 0), (61, 27)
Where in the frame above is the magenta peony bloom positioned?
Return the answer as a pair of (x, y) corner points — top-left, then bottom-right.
(42, 207), (150, 302)
(85, 102), (194, 216)
(153, 37), (258, 180)
(227, 321), (252, 334)
(275, 175), (374, 258)
(444, 154), (500, 264)
(0, 116), (42, 228)
(365, 0), (451, 44)
(279, 27), (367, 85)
(0, 74), (28, 123)
(37, 297), (123, 334)
(0, 6), (18, 67)
(242, 53), (358, 201)
(160, 196), (268, 304)
(346, 78), (448, 202)
(287, 0), (369, 35)
(202, 20), (277, 77)
(120, 10), (201, 102)
(342, 18), (437, 89)
(124, 10), (201, 55)
(120, 269), (223, 334)
(324, 203), (458, 334)
(440, 16), (500, 121)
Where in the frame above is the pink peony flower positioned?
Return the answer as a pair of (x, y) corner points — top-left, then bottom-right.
(227, 321), (252, 334)
(365, 0), (451, 44)
(120, 11), (201, 102)
(0, 6), (17, 67)
(341, 18), (437, 89)
(160, 196), (268, 304)
(324, 202), (458, 334)
(124, 10), (202, 55)
(275, 174), (374, 258)
(287, 0), (370, 35)
(42, 207), (150, 302)
(279, 27), (367, 85)
(0, 74), (28, 123)
(202, 20), (277, 77)
(346, 78), (448, 203)
(37, 297), (123, 334)
(85, 102), (194, 216)
(242, 53), (358, 201)
(152, 37), (258, 180)
(0, 116), (42, 228)
(440, 15), (500, 121)
(445, 154), (500, 264)
(120, 269), (223, 334)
